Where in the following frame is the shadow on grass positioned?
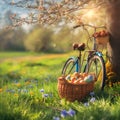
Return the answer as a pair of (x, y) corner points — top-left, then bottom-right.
(78, 84), (120, 104)
(25, 62), (47, 67)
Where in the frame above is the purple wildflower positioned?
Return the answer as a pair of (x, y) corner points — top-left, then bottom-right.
(42, 94), (49, 98)
(6, 89), (11, 93)
(18, 89), (21, 93)
(6, 89), (15, 93)
(90, 97), (96, 103)
(67, 109), (76, 117)
(53, 116), (60, 120)
(40, 89), (44, 93)
(21, 89), (28, 93)
(27, 85), (34, 88)
(61, 110), (68, 118)
(84, 102), (89, 107)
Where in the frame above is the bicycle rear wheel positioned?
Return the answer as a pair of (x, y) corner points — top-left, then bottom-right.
(62, 57), (79, 76)
(85, 54), (106, 90)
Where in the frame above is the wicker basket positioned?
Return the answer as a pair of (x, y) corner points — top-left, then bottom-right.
(57, 77), (94, 102)
(96, 36), (109, 45)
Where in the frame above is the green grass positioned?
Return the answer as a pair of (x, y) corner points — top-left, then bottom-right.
(0, 52), (120, 120)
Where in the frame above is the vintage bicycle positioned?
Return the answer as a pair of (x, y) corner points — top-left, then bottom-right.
(61, 23), (109, 90)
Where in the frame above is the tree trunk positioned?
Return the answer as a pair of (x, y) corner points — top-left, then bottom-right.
(106, 0), (120, 76)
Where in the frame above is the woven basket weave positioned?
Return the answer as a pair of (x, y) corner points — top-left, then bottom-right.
(96, 36), (109, 45)
(57, 77), (94, 102)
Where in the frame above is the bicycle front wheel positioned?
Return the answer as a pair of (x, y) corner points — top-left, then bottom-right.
(85, 54), (106, 90)
(62, 57), (79, 76)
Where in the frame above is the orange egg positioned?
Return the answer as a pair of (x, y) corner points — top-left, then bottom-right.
(73, 80), (80, 84)
(79, 80), (86, 84)
(71, 77), (76, 83)
(79, 74), (84, 80)
(73, 72), (80, 77)
(82, 73), (88, 78)
(79, 80), (84, 83)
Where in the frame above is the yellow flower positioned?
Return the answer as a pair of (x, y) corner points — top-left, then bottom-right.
(14, 93), (18, 97)
(16, 83), (21, 87)
(30, 91), (34, 96)
(0, 88), (3, 92)
(21, 70), (26, 74)
(25, 81), (31, 85)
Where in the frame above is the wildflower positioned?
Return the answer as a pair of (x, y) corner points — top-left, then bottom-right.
(84, 102), (89, 107)
(25, 81), (31, 85)
(16, 83), (21, 87)
(67, 109), (76, 117)
(6, 89), (11, 93)
(27, 85), (33, 88)
(14, 93), (18, 97)
(42, 94), (49, 98)
(40, 89), (44, 93)
(90, 97), (96, 103)
(11, 89), (15, 93)
(53, 116), (60, 120)
(0, 88), (3, 92)
(21, 89), (28, 93)
(30, 91), (34, 96)
(61, 110), (68, 118)
(6, 89), (15, 93)
(18, 89), (21, 93)
(90, 91), (95, 97)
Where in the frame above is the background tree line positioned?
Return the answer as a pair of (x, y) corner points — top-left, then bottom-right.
(0, 25), (85, 53)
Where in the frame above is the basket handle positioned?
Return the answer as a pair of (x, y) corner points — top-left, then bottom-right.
(58, 76), (68, 83)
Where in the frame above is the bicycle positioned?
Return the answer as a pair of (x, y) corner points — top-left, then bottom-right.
(61, 23), (108, 91)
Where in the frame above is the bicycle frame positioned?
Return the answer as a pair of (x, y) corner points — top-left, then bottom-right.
(73, 51), (103, 73)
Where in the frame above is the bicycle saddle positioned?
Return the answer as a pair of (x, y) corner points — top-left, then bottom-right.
(73, 43), (85, 51)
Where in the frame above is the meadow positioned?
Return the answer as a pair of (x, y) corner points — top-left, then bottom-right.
(0, 52), (120, 120)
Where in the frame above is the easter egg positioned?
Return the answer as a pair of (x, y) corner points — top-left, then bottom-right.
(89, 73), (96, 81)
(74, 78), (82, 84)
(73, 80), (80, 84)
(72, 72), (80, 79)
(67, 80), (72, 83)
(79, 80), (86, 84)
(71, 77), (76, 83)
(65, 74), (71, 80)
(82, 73), (88, 79)
(79, 80), (84, 83)
(84, 75), (93, 83)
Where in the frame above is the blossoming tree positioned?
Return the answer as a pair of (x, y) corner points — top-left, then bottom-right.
(6, 0), (120, 80)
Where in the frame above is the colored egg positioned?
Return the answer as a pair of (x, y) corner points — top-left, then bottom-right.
(65, 74), (71, 80)
(84, 75), (93, 83)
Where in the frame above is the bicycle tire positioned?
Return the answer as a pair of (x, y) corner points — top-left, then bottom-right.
(62, 57), (79, 76)
(85, 54), (106, 90)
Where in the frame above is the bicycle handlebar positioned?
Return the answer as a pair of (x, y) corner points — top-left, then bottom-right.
(73, 23), (106, 50)
(73, 24), (106, 30)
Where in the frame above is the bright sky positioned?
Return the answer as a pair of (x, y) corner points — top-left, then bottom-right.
(0, 0), (32, 29)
